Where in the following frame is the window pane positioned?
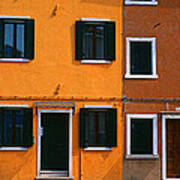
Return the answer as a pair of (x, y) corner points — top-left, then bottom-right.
(88, 111), (106, 146)
(131, 119), (153, 154)
(130, 41), (152, 75)
(4, 24), (14, 58)
(16, 24), (25, 58)
(83, 25), (105, 59)
(4, 111), (13, 144)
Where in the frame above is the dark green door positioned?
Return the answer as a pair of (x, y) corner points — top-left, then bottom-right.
(41, 113), (69, 171)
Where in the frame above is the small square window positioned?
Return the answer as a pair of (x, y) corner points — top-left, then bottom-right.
(126, 114), (158, 158)
(0, 18), (34, 61)
(79, 108), (117, 148)
(75, 20), (115, 63)
(125, 37), (158, 79)
(125, 0), (158, 5)
(0, 108), (33, 147)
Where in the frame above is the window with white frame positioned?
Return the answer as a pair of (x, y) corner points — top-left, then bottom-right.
(125, 37), (157, 79)
(126, 114), (158, 157)
(125, 0), (158, 5)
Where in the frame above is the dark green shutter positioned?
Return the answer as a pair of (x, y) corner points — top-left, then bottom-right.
(23, 108), (33, 147)
(105, 22), (115, 60)
(79, 108), (89, 147)
(0, 20), (4, 58)
(75, 21), (84, 60)
(106, 108), (117, 147)
(0, 109), (3, 146)
(24, 19), (34, 59)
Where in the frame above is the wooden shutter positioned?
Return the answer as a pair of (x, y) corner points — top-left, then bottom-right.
(0, 109), (3, 146)
(23, 108), (33, 147)
(79, 108), (89, 147)
(105, 21), (115, 60)
(106, 108), (117, 147)
(0, 20), (4, 58)
(24, 19), (34, 59)
(75, 21), (84, 60)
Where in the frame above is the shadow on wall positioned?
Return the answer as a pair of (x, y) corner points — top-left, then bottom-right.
(81, 0), (122, 7)
(160, 0), (180, 8)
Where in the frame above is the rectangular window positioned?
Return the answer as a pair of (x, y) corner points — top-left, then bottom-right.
(126, 114), (158, 158)
(75, 20), (115, 63)
(125, 37), (157, 79)
(0, 18), (34, 61)
(79, 108), (117, 148)
(0, 108), (33, 147)
(125, 0), (158, 5)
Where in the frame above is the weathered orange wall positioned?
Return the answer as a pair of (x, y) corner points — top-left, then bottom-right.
(0, 0), (123, 179)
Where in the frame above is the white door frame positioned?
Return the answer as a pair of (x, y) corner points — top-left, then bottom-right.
(162, 114), (180, 180)
(37, 109), (73, 178)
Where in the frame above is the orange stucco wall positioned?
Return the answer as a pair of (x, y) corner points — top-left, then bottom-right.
(0, 0), (123, 180)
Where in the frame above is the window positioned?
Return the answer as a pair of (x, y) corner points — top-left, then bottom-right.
(126, 114), (158, 158)
(0, 108), (33, 147)
(125, 37), (157, 79)
(79, 108), (117, 148)
(125, 0), (158, 5)
(0, 17), (34, 61)
(75, 19), (115, 63)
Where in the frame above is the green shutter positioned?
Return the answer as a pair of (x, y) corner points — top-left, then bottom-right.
(106, 108), (117, 147)
(75, 21), (84, 60)
(79, 108), (89, 147)
(105, 21), (115, 60)
(0, 20), (4, 58)
(0, 109), (3, 146)
(23, 108), (33, 147)
(24, 19), (34, 59)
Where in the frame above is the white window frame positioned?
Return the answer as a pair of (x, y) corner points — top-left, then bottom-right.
(126, 114), (158, 159)
(0, 15), (31, 63)
(83, 105), (113, 151)
(125, 37), (158, 79)
(125, 0), (158, 5)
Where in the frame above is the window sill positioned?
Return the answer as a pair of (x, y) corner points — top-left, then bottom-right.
(84, 147), (112, 151)
(125, 1), (158, 5)
(0, 58), (29, 62)
(124, 74), (158, 79)
(125, 154), (159, 159)
(0, 147), (28, 151)
(36, 177), (73, 180)
(80, 60), (111, 64)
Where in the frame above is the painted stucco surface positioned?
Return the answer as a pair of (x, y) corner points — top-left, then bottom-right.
(0, 0), (123, 179)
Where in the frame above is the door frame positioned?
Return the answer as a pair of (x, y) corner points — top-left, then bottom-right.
(37, 109), (73, 177)
(162, 114), (180, 180)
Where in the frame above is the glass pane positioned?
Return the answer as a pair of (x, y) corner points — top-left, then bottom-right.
(83, 25), (105, 59)
(16, 24), (25, 58)
(88, 111), (106, 146)
(15, 111), (24, 144)
(4, 24), (14, 58)
(131, 118), (153, 154)
(4, 111), (13, 144)
(130, 41), (152, 75)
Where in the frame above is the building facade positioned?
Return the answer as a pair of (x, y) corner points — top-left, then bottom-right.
(0, 0), (123, 180)
(123, 0), (180, 180)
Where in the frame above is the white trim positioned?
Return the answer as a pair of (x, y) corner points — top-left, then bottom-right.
(126, 114), (158, 157)
(84, 147), (112, 151)
(125, 0), (158, 5)
(176, 107), (180, 111)
(84, 105), (113, 108)
(0, 58), (29, 63)
(80, 60), (111, 64)
(0, 15), (30, 19)
(0, 147), (27, 151)
(0, 104), (29, 108)
(80, 18), (110, 22)
(162, 115), (180, 180)
(125, 154), (159, 159)
(37, 109), (73, 178)
(125, 37), (157, 79)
